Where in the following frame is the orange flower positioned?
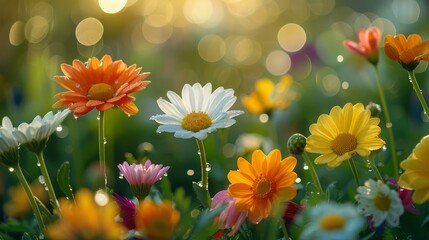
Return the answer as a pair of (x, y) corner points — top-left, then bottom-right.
(227, 149), (297, 223)
(384, 34), (429, 71)
(343, 27), (381, 65)
(135, 199), (180, 240)
(53, 55), (150, 117)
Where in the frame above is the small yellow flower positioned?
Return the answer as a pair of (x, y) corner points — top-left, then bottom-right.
(3, 181), (47, 217)
(135, 199), (180, 240)
(398, 135), (429, 204)
(227, 149), (297, 223)
(46, 189), (125, 240)
(241, 75), (294, 115)
(306, 103), (384, 167)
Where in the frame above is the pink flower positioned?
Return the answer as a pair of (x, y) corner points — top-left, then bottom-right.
(387, 178), (418, 214)
(343, 27), (381, 65)
(118, 160), (169, 199)
(112, 192), (137, 230)
(210, 190), (247, 236)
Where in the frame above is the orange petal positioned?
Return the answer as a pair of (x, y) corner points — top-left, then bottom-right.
(228, 183), (253, 198)
(120, 102), (139, 115)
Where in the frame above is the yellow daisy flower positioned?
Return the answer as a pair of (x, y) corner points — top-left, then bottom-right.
(241, 75), (294, 115)
(3, 181), (48, 218)
(398, 135), (429, 204)
(305, 103), (384, 167)
(227, 149), (297, 223)
(46, 189), (125, 240)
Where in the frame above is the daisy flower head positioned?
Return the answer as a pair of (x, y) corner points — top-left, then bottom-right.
(398, 135), (429, 204)
(150, 82), (244, 140)
(343, 27), (381, 65)
(299, 202), (365, 240)
(356, 179), (404, 228)
(210, 190), (247, 236)
(227, 149), (297, 223)
(384, 33), (429, 71)
(118, 160), (169, 200)
(12, 109), (70, 153)
(241, 75), (294, 115)
(305, 103), (385, 168)
(53, 55), (150, 117)
(46, 189), (125, 240)
(135, 199), (180, 240)
(0, 117), (20, 167)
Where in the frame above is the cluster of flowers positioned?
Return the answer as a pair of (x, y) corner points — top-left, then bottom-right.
(1, 27), (429, 240)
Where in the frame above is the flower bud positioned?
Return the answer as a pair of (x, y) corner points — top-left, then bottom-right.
(366, 102), (382, 118)
(287, 133), (307, 155)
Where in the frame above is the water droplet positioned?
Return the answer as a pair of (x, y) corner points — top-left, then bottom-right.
(114, 80), (119, 84)
(103, 138), (107, 144)
(38, 175), (45, 184)
(39, 233), (45, 239)
(164, 172), (168, 177)
(205, 163), (211, 171)
(385, 122), (392, 128)
(303, 163), (309, 171)
(8, 167), (14, 172)
(75, 83), (80, 88)
(382, 145), (387, 151)
(56, 125), (63, 132)
(127, 114), (131, 117)
(74, 116), (78, 120)
(197, 181), (203, 187)
(119, 173), (124, 179)
(197, 151), (201, 155)
(97, 116), (100, 120)
(156, 131), (161, 134)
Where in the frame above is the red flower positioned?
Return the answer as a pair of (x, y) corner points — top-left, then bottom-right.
(343, 27), (381, 65)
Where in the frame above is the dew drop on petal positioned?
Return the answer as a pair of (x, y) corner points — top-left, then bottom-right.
(75, 83), (80, 88)
(164, 172), (168, 177)
(119, 173), (124, 179)
(205, 163), (211, 171)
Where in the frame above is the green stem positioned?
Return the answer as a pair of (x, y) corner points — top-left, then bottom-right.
(408, 70), (429, 120)
(281, 220), (289, 240)
(14, 163), (46, 234)
(348, 159), (360, 187)
(196, 139), (208, 191)
(374, 67), (399, 179)
(98, 111), (107, 189)
(36, 151), (59, 210)
(368, 154), (384, 182)
(303, 152), (324, 194)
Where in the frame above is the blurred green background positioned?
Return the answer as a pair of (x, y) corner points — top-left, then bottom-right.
(0, 0), (429, 222)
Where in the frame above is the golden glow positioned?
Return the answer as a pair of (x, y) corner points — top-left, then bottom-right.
(142, 17), (173, 44)
(9, 21), (25, 46)
(98, 0), (127, 14)
(278, 23), (307, 52)
(198, 34), (226, 62)
(75, 17), (104, 46)
(24, 16), (49, 44)
(184, 0), (213, 24)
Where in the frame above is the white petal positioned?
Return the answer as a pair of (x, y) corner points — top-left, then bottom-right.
(157, 125), (183, 133)
(157, 98), (184, 118)
(151, 115), (182, 125)
(166, 91), (188, 117)
(173, 130), (195, 139)
(181, 84), (194, 112)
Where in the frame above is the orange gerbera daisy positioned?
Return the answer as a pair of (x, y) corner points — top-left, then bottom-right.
(53, 55), (150, 117)
(227, 149), (297, 223)
(384, 34), (429, 71)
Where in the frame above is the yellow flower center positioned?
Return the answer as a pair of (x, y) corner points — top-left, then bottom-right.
(331, 133), (358, 155)
(181, 112), (212, 132)
(254, 177), (272, 198)
(87, 83), (115, 101)
(319, 213), (346, 231)
(374, 193), (391, 211)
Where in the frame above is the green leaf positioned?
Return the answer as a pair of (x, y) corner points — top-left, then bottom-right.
(186, 205), (226, 239)
(35, 197), (57, 225)
(57, 161), (74, 200)
(20, 232), (37, 240)
(160, 176), (173, 200)
(192, 181), (211, 208)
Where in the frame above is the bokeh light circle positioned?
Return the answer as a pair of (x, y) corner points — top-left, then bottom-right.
(265, 50), (291, 76)
(198, 34), (226, 62)
(9, 21), (25, 46)
(24, 16), (49, 44)
(98, 0), (127, 14)
(278, 23), (307, 52)
(75, 17), (104, 46)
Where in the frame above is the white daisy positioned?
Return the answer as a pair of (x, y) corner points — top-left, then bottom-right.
(0, 117), (20, 167)
(13, 109), (70, 153)
(299, 202), (365, 240)
(150, 83), (244, 140)
(355, 179), (404, 227)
